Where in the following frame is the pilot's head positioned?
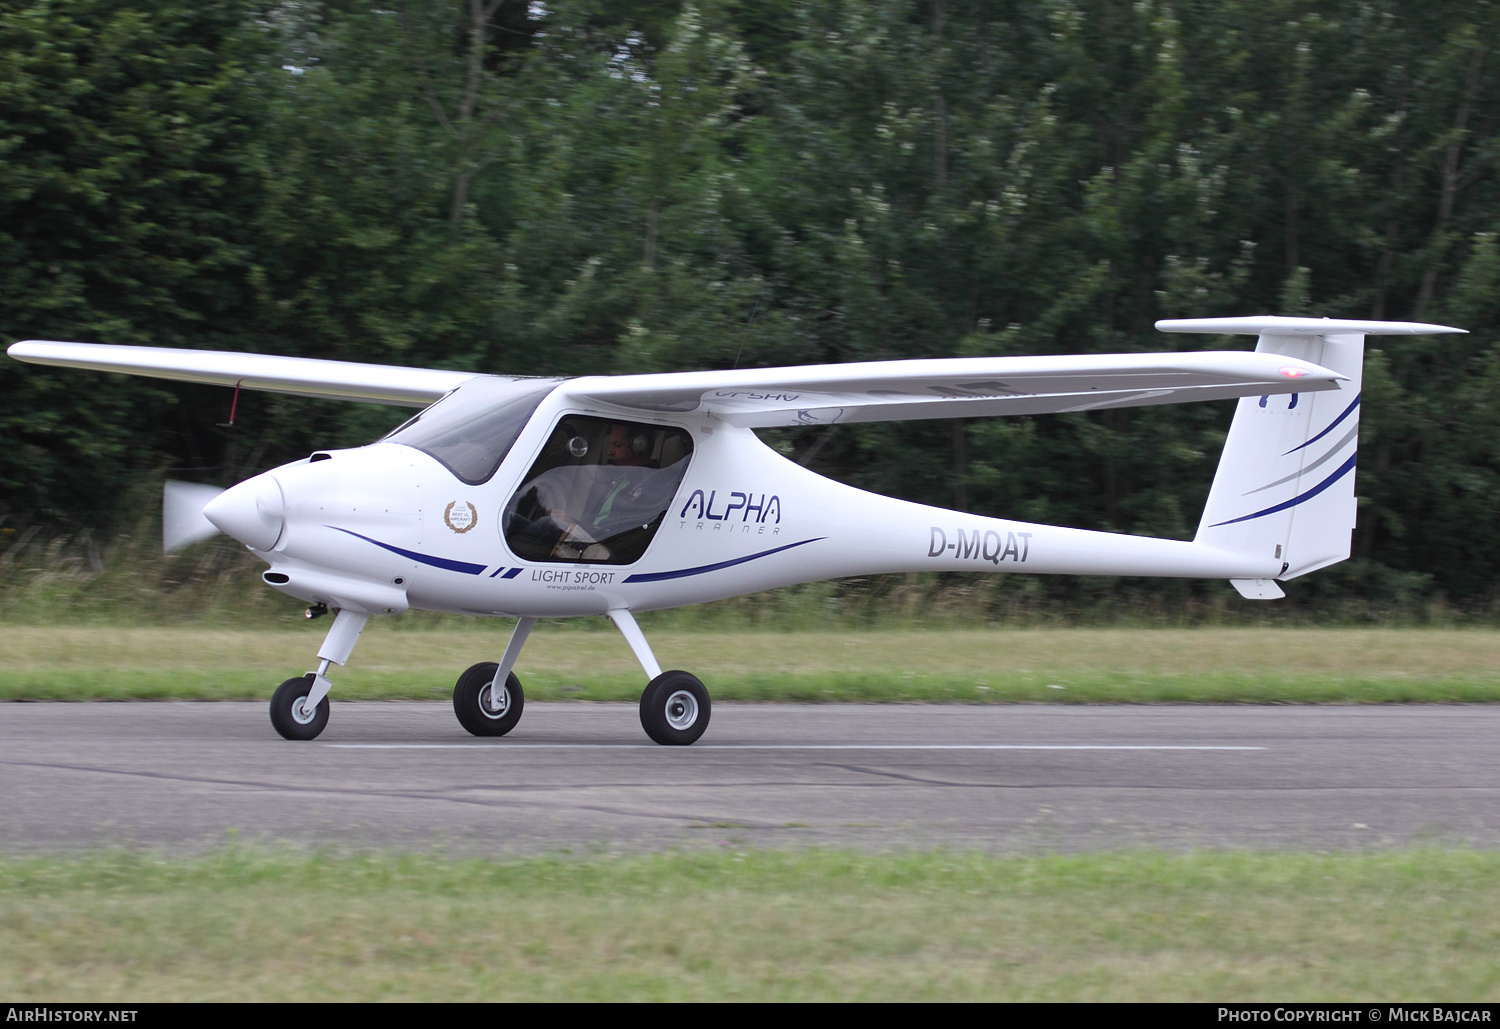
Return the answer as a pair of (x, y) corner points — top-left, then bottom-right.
(607, 424), (648, 466)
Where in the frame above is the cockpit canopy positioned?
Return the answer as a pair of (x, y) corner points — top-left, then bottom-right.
(504, 416), (694, 565)
(383, 376), (560, 485)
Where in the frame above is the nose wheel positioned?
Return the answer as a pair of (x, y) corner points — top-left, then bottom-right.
(454, 662), (526, 737)
(640, 671), (711, 746)
(269, 608), (365, 742)
(270, 674), (330, 740)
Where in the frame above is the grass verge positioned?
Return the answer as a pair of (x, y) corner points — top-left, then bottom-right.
(3, 625), (1499, 703)
(2, 847), (1498, 1001)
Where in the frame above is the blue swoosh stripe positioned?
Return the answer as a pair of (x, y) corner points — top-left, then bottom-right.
(1209, 454), (1357, 527)
(329, 527), (488, 575)
(1285, 393), (1360, 455)
(624, 538), (825, 583)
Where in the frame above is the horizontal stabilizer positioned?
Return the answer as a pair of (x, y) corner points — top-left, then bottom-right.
(7, 341), (482, 407)
(1157, 316), (1466, 338)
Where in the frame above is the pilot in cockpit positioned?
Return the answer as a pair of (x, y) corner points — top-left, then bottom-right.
(506, 420), (687, 563)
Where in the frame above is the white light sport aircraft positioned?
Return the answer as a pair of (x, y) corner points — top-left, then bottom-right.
(7, 316), (1463, 744)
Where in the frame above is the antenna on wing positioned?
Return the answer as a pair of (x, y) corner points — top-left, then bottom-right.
(216, 380), (243, 428)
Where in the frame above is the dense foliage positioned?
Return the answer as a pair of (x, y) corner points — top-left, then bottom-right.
(2, 0), (1497, 607)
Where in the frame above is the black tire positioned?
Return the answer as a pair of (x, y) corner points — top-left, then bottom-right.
(453, 662), (525, 737)
(639, 670), (710, 746)
(270, 674), (329, 741)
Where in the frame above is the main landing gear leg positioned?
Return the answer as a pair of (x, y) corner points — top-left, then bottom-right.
(608, 609), (711, 746)
(269, 608), (368, 741)
(453, 616), (535, 737)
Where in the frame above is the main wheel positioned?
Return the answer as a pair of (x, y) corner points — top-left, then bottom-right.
(639, 670), (710, 746)
(270, 674), (329, 741)
(453, 662), (525, 737)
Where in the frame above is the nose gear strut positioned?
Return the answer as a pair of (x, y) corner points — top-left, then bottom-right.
(268, 608), (367, 741)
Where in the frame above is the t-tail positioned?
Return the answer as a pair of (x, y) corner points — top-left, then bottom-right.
(1158, 316), (1466, 599)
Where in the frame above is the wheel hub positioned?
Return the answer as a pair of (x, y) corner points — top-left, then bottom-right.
(291, 697), (318, 725)
(480, 680), (510, 719)
(664, 689), (698, 730)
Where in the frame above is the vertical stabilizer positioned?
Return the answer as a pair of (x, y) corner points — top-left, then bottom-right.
(1157, 317), (1465, 582)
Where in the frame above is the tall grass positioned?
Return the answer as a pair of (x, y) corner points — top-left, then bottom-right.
(0, 518), (291, 625)
(1, 513), (1493, 629)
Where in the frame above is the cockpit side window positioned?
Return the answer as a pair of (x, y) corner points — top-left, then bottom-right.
(384, 377), (560, 485)
(504, 417), (694, 565)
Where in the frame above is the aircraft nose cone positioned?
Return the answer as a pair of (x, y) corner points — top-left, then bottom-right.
(204, 473), (286, 551)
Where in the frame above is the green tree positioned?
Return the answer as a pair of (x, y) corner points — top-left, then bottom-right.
(0, 0), (274, 522)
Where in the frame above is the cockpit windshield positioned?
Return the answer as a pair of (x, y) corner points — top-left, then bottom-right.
(383, 376), (560, 485)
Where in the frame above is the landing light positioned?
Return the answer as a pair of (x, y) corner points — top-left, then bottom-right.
(1279, 366), (1308, 378)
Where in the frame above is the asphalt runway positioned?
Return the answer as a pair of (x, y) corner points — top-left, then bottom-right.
(1, 702), (1497, 855)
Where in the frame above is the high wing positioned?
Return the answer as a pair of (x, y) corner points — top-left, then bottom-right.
(559, 351), (1344, 427)
(7, 340), (1344, 423)
(7, 340), (481, 406)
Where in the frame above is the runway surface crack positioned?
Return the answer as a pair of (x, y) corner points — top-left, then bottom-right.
(0, 758), (784, 827)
